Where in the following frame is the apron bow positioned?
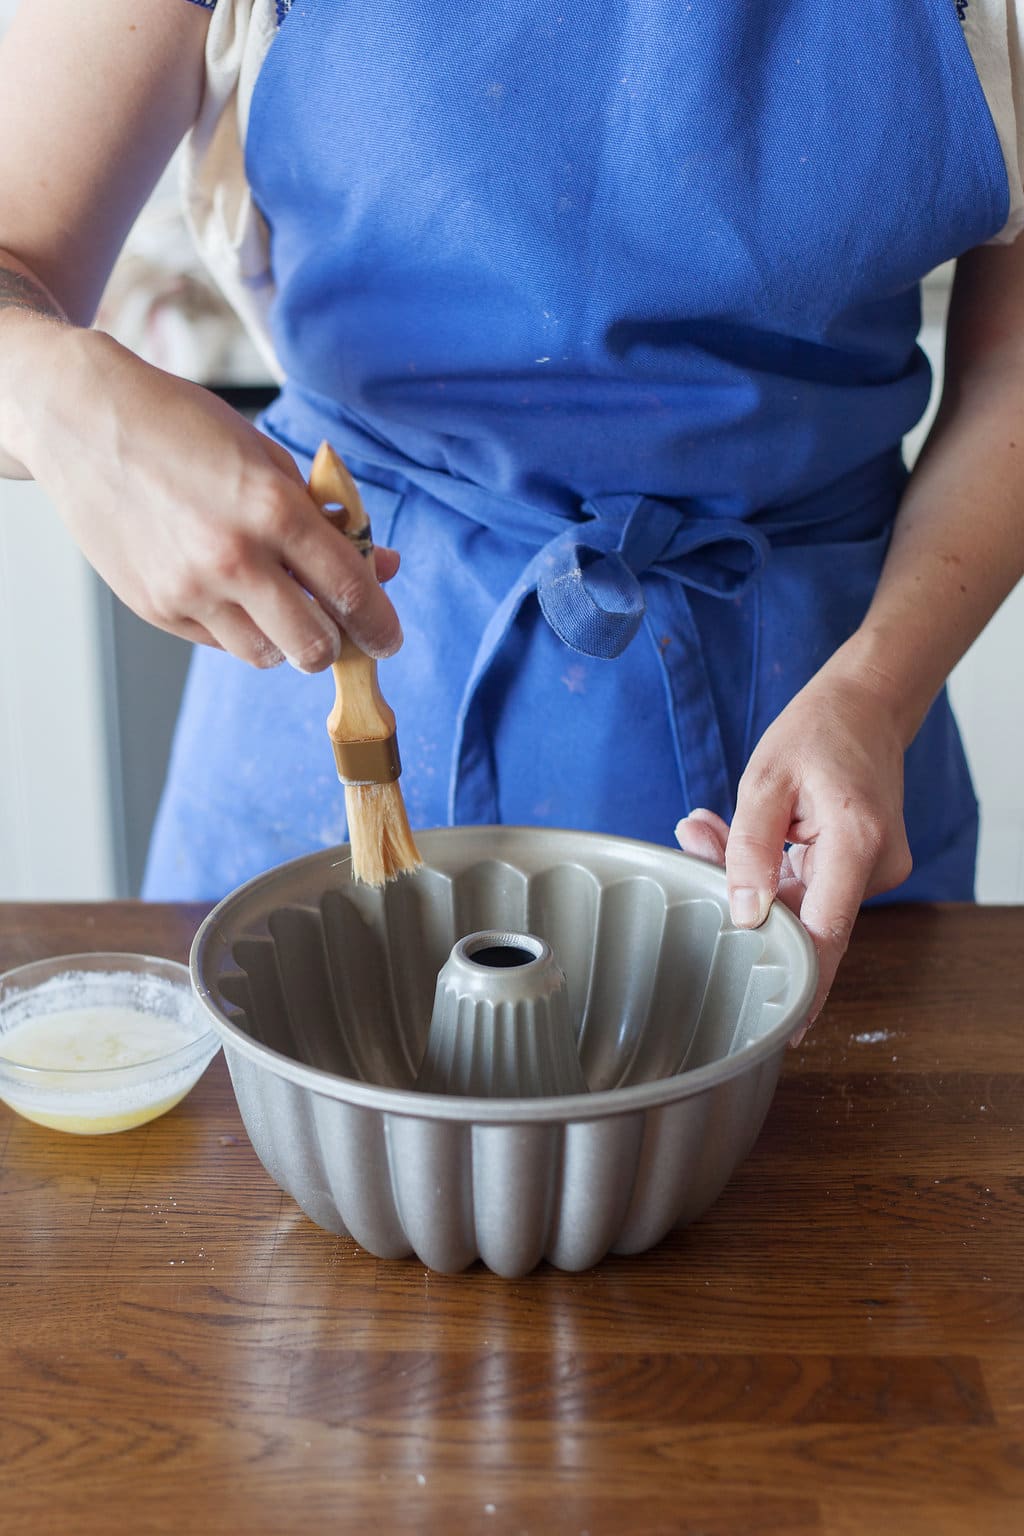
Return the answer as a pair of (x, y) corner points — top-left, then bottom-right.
(536, 493), (768, 659)
(264, 387), (904, 828)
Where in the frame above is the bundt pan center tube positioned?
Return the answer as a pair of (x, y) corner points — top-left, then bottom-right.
(415, 928), (588, 1098)
(190, 826), (817, 1277)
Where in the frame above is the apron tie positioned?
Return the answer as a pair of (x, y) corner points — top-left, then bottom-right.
(263, 386), (900, 827)
(447, 495), (768, 822)
(535, 493), (767, 659)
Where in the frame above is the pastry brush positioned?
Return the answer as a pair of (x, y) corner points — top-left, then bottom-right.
(307, 441), (422, 886)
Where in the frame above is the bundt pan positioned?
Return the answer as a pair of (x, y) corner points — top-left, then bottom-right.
(190, 826), (816, 1277)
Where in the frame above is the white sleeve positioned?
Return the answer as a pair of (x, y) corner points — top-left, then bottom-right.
(1007, 2), (1024, 239)
(179, 0), (283, 378)
(961, 1), (1024, 243)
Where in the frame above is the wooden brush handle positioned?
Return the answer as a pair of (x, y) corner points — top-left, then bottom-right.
(307, 442), (396, 749)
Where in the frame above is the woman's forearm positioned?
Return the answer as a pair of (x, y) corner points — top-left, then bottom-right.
(835, 243), (1024, 743)
(0, 0), (212, 479)
(714, 244), (1024, 1009)
(0, 250), (71, 479)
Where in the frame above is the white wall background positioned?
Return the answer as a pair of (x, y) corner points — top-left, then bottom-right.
(0, 478), (126, 898)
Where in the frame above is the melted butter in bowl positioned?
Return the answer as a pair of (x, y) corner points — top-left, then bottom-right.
(0, 955), (220, 1134)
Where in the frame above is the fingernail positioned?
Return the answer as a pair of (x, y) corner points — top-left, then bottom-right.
(366, 625), (403, 660)
(673, 815), (692, 843)
(730, 887), (770, 927)
(285, 631), (341, 674)
(253, 640), (285, 669)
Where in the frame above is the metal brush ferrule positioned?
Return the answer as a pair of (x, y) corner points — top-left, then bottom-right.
(346, 527), (374, 560)
(331, 734), (402, 785)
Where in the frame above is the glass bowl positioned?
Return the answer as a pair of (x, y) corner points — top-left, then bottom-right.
(0, 952), (220, 1134)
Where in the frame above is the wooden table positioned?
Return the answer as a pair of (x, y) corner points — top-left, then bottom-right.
(0, 902), (1021, 1536)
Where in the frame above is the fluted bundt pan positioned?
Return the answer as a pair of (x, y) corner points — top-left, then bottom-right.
(190, 826), (816, 1277)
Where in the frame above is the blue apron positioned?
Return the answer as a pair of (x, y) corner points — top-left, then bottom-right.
(144, 0), (1008, 900)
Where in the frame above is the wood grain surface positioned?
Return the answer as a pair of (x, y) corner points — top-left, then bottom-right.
(0, 901), (1021, 1536)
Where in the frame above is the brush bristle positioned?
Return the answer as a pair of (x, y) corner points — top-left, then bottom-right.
(343, 780), (423, 886)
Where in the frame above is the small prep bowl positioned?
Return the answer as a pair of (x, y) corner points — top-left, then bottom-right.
(0, 953), (220, 1134)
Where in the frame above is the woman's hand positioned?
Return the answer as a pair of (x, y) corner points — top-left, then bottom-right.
(13, 328), (402, 670)
(676, 236), (1024, 1044)
(675, 654), (913, 1041)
